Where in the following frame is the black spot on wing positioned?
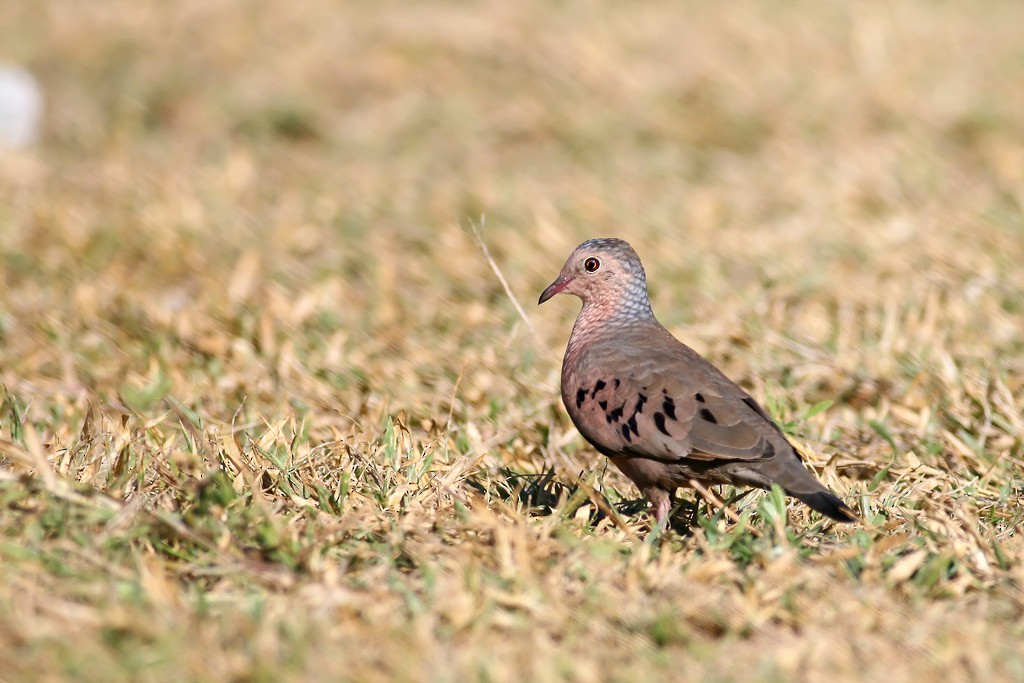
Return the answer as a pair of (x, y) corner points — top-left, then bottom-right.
(699, 408), (718, 424)
(590, 379), (606, 399)
(606, 403), (625, 423)
(626, 415), (639, 437)
(634, 394), (647, 414)
(654, 412), (671, 436)
(621, 424), (633, 442)
(598, 400), (608, 411)
(613, 379), (620, 388)
(663, 396), (676, 421)
(575, 389), (586, 409)
(695, 392), (705, 403)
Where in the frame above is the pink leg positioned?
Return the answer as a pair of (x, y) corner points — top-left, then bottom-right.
(647, 489), (671, 526)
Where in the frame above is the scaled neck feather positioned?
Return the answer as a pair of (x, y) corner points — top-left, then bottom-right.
(565, 287), (656, 361)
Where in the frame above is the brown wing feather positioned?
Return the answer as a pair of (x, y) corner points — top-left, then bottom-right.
(563, 327), (779, 464)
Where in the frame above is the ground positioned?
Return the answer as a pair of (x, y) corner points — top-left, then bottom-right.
(0, 1), (1022, 681)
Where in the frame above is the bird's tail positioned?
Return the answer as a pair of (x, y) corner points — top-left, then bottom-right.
(788, 488), (857, 523)
(747, 438), (858, 522)
(734, 462), (858, 522)
(780, 439), (857, 522)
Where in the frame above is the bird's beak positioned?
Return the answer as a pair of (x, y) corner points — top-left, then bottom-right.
(538, 275), (572, 304)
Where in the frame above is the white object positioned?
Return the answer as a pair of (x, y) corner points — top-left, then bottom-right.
(0, 66), (42, 149)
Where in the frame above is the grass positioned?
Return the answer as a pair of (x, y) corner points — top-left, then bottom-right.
(1, 0), (1023, 680)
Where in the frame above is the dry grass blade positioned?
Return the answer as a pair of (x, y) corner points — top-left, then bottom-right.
(469, 216), (540, 341)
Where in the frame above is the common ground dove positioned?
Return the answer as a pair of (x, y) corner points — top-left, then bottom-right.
(539, 238), (855, 524)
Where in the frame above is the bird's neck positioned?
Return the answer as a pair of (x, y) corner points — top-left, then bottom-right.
(566, 296), (656, 357)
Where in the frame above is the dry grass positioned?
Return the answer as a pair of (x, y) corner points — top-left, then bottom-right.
(1, 1), (1023, 681)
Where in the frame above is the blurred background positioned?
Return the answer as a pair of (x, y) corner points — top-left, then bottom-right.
(1, 1), (1023, 680)
(2, 1), (1022, 406)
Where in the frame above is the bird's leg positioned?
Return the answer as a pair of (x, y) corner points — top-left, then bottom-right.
(648, 489), (672, 529)
(657, 497), (672, 525)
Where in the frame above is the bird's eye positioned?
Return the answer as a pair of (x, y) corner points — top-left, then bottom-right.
(583, 257), (601, 273)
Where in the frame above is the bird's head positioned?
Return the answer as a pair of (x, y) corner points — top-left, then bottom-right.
(538, 238), (652, 319)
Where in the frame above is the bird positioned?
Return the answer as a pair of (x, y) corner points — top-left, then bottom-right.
(538, 237), (855, 525)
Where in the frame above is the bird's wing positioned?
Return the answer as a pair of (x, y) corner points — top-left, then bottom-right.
(565, 333), (781, 464)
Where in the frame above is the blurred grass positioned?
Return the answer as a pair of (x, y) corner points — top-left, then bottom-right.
(1, 0), (1023, 681)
